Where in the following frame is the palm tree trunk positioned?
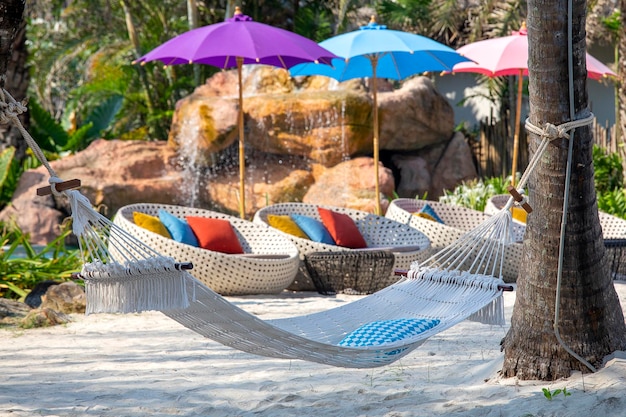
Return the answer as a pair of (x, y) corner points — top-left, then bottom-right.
(617, 0), (626, 148)
(120, 0), (155, 116)
(0, 1), (28, 158)
(501, 0), (626, 380)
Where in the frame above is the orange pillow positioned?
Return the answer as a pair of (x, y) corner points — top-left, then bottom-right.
(317, 207), (367, 249)
(186, 216), (244, 254)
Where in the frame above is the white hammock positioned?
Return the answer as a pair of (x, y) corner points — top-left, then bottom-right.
(1, 88), (508, 369)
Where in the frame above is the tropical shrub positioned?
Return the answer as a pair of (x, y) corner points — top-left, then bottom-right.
(593, 145), (626, 219)
(593, 144), (624, 194)
(438, 175), (513, 211)
(0, 222), (82, 300)
(0, 147), (41, 210)
(436, 145), (626, 218)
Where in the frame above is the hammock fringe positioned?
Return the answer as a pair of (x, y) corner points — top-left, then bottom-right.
(81, 262), (189, 314)
(83, 259), (192, 314)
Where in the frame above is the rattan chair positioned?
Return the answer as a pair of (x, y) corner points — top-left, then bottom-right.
(484, 194), (528, 226)
(113, 203), (300, 295)
(253, 202), (432, 291)
(385, 198), (524, 283)
(304, 250), (396, 295)
(485, 194), (626, 280)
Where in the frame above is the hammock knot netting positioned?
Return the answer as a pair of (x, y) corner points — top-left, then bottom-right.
(1, 86), (520, 368)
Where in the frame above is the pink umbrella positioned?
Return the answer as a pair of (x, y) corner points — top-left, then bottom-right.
(135, 7), (338, 218)
(452, 23), (616, 185)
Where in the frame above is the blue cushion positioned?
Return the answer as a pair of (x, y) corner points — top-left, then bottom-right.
(419, 203), (445, 224)
(338, 318), (441, 347)
(291, 214), (335, 245)
(158, 209), (199, 247)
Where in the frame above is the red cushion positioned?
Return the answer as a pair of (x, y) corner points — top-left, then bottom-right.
(186, 216), (244, 254)
(317, 207), (367, 249)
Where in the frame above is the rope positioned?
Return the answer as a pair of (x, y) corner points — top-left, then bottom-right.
(490, 113), (595, 224)
(0, 88), (64, 192)
(520, 113), (594, 191)
(552, 2), (598, 373)
(520, 15), (596, 373)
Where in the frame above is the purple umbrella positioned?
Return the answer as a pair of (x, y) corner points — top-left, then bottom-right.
(135, 8), (338, 218)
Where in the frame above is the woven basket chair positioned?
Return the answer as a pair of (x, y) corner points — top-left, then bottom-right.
(484, 194), (529, 226)
(253, 202), (432, 291)
(486, 194), (626, 280)
(113, 203), (300, 295)
(385, 198), (524, 283)
(304, 250), (396, 295)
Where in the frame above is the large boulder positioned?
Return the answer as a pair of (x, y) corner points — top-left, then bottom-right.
(3, 69), (475, 243)
(303, 157), (395, 213)
(203, 151), (315, 216)
(0, 139), (185, 243)
(244, 90), (373, 166)
(379, 77), (455, 150)
(390, 132), (478, 199)
(168, 67), (456, 167)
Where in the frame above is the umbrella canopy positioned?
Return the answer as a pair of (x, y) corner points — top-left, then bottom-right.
(135, 7), (338, 218)
(290, 17), (470, 215)
(451, 23), (616, 185)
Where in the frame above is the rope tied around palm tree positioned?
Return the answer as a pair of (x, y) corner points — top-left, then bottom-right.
(500, 113), (596, 214)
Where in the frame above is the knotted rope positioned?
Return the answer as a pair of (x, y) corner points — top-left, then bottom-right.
(0, 88), (66, 194)
(500, 113), (595, 213)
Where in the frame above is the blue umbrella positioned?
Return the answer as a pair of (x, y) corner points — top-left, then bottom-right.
(290, 17), (470, 215)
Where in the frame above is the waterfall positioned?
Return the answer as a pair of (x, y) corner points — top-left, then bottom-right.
(176, 116), (203, 207)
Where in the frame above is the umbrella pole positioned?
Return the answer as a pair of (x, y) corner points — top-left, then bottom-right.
(371, 58), (381, 216)
(510, 69), (523, 187)
(237, 57), (246, 219)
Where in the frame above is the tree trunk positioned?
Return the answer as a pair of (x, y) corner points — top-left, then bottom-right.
(501, 0), (626, 380)
(0, 0), (28, 158)
(617, 0), (626, 144)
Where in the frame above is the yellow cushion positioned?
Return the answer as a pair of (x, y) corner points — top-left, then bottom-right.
(267, 214), (309, 239)
(133, 212), (171, 239)
(414, 212), (437, 222)
(511, 207), (528, 224)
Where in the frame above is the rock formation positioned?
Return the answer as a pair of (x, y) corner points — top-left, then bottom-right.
(1, 67), (477, 243)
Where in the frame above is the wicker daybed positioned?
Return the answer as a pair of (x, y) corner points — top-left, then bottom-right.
(385, 198), (524, 283)
(113, 203), (300, 295)
(253, 202), (432, 291)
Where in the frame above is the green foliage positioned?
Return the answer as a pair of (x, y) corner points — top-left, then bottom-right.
(376, 0), (432, 33)
(593, 145), (626, 219)
(0, 222), (82, 300)
(0, 147), (15, 190)
(438, 176), (513, 211)
(602, 10), (622, 36)
(27, 0), (193, 141)
(598, 188), (626, 218)
(593, 145), (624, 194)
(28, 100), (71, 153)
(28, 95), (122, 153)
(0, 147), (18, 209)
(437, 145), (626, 218)
(542, 387), (571, 401)
(294, 3), (334, 42)
(0, 148), (41, 210)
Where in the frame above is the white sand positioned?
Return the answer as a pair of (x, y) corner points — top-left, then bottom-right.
(2, 283), (626, 417)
